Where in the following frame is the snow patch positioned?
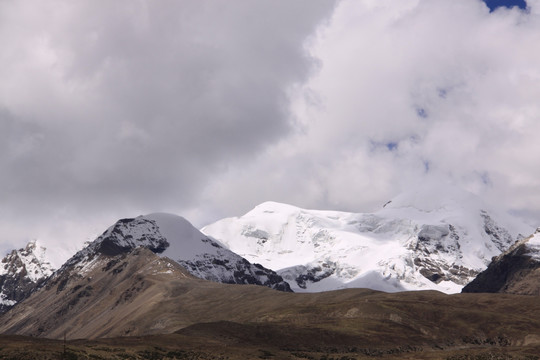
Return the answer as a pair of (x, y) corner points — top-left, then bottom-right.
(524, 230), (540, 261)
(0, 292), (16, 307)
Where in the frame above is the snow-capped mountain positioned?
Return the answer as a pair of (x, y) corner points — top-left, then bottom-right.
(202, 189), (531, 294)
(53, 213), (291, 292)
(0, 240), (54, 313)
(462, 228), (540, 295)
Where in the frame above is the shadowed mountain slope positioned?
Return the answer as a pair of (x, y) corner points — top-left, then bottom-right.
(463, 228), (540, 295)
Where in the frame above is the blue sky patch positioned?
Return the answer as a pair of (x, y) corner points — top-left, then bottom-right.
(416, 108), (428, 118)
(483, 0), (527, 12)
(424, 161), (431, 173)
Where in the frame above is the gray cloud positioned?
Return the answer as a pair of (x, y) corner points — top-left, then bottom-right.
(0, 0), (336, 262)
(4, 0), (540, 265)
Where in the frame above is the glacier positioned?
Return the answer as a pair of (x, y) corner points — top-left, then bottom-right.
(202, 189), (531, 293)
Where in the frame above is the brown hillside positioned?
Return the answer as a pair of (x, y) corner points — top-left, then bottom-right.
(1, 248), (540, 358)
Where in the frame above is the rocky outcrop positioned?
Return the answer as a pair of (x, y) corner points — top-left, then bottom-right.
(179, 255), (291, 292)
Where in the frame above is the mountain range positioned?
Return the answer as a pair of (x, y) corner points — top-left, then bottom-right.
(0, 190), (532, 312)
(1, 192), (540, 358)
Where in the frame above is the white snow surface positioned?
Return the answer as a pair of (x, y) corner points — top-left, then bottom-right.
(0, 292), (16, 307)
(66, 213), (225, 268)
(144, 213), (223, 261)
(0, 240), (54, 282)
(143, 213), (289, 288)
(202, 190), (532, 294)
(523, 229), (540, 261)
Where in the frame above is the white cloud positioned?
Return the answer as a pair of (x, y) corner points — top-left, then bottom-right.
(202, 0), (540, 226)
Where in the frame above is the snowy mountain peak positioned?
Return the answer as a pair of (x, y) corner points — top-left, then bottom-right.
(0, 240), (53, 282)
(202, 195), (531, 294)
(251, 201), (301, 214)
(54, 213), (291, 292)
(0, 240), (54, 313)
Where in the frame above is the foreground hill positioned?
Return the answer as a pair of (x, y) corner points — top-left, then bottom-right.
(1, 247), (540, 359)
(0, 329), (539, 360)
(0, 246), (294, 339)
(203, 189), (530, 293)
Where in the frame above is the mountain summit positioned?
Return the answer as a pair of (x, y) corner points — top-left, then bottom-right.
(54, 213), (291, 292)
(0, 240), (54, 314)
(202, 190), (530, 293)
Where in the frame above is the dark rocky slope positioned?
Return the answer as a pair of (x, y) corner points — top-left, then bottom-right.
(463, 228), (540, 295)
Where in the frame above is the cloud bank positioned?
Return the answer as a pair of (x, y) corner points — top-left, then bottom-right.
(206, 0), (540, 222)
(2, 0), (540, 263)
(0, 0), (335, 261)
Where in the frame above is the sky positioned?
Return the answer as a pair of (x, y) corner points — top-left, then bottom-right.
(484, 0), (526, 11)
(2, 0), (540, 265)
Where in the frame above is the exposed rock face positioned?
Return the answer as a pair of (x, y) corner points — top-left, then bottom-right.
(463, 229), (540, 295)
(481, 210), (515, 252)
(177, 250), (292, 292)
(0, 241), (53, 314)
(95, 217), (169, 256)
(279, 263), (336, 290)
